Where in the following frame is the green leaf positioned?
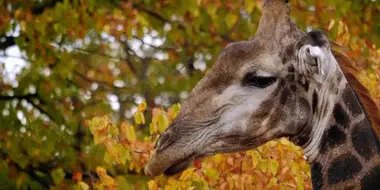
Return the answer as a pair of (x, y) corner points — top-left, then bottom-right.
(136, 13), (149, 26)
(258, 159), (268, 173)
(268, 177), (278, 188)
(104, 151), (113, 164)
(268, 159), (279, 176)
(77, 182), (89, 190)
(226, 14), (238, 29)
(119, 147), (131, 165)
(205, 168), (219, 180)
(245, 0), (255, 13)
(51, 168), (65, 185)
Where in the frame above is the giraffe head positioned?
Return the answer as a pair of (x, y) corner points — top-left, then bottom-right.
(145, 0), (342, 176)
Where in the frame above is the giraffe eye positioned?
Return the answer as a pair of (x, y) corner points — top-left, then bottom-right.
(242, 72), (277, 88)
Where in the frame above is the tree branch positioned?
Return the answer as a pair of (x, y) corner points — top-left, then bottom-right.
(0, 0), (64, 51)
(132, 4), (233, 42)
(0, 93), (58, 124)
(0, 94), (37, 101)
(30, 0), (64, 15)
(73, 70), (135, 93)
(0, 149), (51, 188)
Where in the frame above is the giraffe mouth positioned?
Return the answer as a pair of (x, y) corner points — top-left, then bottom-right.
(164, 152), (205, 175)
(163, 156), (194, 176)
(145, 151), (203, 176)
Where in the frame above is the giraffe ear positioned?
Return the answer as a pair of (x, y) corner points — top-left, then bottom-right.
(307, 30), (329, 47)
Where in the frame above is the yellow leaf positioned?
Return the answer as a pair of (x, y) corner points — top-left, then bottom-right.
(93, 132), (106, 145)
(279, 138), (290, 146)
(268, 177), (278, 188)
(149, 122), (158, 135)
(148, 180), (158, 190)
(136, 13), (149, 26)
(152, 108), (162, 120)
(51, 168), (65, 185)
(108, 124), (119, 137)
(88, 116), (110, 132)
(171, 104), (181, 119)
(245, 0), (255, 13)
(242, 156), (251, 172)
(338, 20), (345, 35)
(328, 19), (335, 31)
(126, 125), (136, 141)
(104, 139), (118, 155)
(104, 152), (114, 164)
(158, 114), (169, 133)
(342, 33), (351, 45)
(205, 168), (219, 180)
(96, 167), (115, 187)
(290, 162), (300, 176)
(207, 4), (217, 16)
(96, 167), (107, 177)
(119, 148), (131, 165)
(250, 150), (262, 168)
(104, 25), (111, 33)
(179, 168), (195, 181)
(225, 14), (238, 29)
(294, 175), (305, 190)
(267, 140), (278, 147)
(77, 182), (89, 190)
(268, 159), (279, 176)
(134, 111), (145, 124)
(214, 154), (223, 165)
(280, 183), (297, 190)
(227, 176), (235, 189)
(300, 161), (310, 173)
(189, 7), (200, 17)
(258, 159), (268, 173)
(138, 101), (147, 112)
(129, 162), (135, 171)
(102, 175), (115, 186)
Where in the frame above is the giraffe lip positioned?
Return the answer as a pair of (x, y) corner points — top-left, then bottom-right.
(164, 153), (200, 176)
(164, 157), (193, 176)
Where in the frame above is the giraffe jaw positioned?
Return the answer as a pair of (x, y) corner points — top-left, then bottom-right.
(163, 157), (193, 176)
(144, 148), (206, 177)
(163, 154), (206, 176)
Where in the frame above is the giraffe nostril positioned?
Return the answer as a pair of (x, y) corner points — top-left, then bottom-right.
(305, 47), (311, 54)
(313, 57), (318, 65)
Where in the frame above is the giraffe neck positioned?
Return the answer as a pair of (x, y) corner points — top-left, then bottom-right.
(308, 84), (380, 189)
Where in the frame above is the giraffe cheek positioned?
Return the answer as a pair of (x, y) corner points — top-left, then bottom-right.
(297, 98), (312, 125)
(284, 97), (312, 135)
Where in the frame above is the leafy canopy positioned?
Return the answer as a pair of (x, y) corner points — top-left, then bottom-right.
(0, 0), (379, 189)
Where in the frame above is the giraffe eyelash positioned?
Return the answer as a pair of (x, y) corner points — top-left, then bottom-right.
(242, 72), (277, 88)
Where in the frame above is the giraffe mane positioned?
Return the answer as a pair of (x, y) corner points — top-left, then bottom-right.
(331, 44), (380, 139)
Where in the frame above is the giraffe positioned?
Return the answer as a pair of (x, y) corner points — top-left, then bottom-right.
(144, 0), (380, 189)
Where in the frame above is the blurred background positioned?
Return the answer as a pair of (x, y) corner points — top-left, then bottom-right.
(0, 0), (379, 189)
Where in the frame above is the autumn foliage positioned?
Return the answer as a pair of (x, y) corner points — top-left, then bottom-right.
(88, 103), (312, 189)
(0, 0), (379, 189)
